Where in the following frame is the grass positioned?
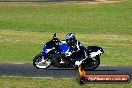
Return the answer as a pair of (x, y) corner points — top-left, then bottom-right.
(0, 76), (131, 88)
(0, 1), (132, 34)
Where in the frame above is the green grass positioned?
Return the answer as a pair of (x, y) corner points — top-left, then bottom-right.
(0, 76), (131, 88)
(0, 0), (132, 65)
(0, 1), (132, 35)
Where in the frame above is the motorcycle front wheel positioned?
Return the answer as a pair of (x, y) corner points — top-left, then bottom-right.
(33, 54), (51, 69)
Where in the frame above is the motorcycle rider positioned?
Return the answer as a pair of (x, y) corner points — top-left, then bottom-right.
(65, 33), (87, 59)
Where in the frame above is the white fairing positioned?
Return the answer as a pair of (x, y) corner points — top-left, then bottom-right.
(45, 49), (52, 53)
(75, 61), (82, 66)
(60, 40), (66, 44)
(75, 49), (103, 67)
(90, 49), (103, 58)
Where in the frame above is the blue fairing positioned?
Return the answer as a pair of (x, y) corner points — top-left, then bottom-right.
(41, 45), (52, 56)
(40, 52), (46, 56)
(59, 43), (69, 52)
(41, 40), (76, 57)
(41, 40), (81, 60)
(43, 45), (49, 52)
(42, 42), (70, 55)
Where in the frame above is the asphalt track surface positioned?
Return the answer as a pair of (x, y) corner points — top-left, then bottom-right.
(0, 64), (132, 78)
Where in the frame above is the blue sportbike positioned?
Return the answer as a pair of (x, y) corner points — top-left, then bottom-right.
(33, 33), (104, 70)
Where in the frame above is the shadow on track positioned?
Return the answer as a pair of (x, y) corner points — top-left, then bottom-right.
(46, 68), (117, 72)
(90, 69), (117, 71)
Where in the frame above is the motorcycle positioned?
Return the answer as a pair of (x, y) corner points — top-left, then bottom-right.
(33, 33), (104, 70)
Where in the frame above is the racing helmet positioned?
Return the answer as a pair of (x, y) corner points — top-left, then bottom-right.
(66, 33), (76, 45)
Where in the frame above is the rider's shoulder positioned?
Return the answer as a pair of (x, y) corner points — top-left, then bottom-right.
(76, 40), (82, 46)
(76, 40), (81, 43)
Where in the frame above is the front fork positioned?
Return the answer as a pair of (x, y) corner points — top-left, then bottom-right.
(40, 52), (46, 62)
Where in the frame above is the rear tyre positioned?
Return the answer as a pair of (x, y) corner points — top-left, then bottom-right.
(33, 54), (51, 69)
(74, 65), (78, 70)
(83, 57), (100, 70)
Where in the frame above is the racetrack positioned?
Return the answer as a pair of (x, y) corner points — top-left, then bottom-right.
(0, 64), (132, 78)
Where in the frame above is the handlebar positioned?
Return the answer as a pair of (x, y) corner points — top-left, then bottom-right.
(53, 33), (56, 39)
(52, 33), (61, 45)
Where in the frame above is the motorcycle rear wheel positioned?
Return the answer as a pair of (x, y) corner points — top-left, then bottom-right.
(33, 54), (51, 69)
(82, 57), (100, 70)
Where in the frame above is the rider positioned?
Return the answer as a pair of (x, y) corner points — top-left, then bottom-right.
(65, 33), (87, 59)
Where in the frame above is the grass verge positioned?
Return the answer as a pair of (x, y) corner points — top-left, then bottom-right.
(0, 76), (131, 88)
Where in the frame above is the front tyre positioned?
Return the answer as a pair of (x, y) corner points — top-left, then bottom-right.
(33, 54), (51, 69)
